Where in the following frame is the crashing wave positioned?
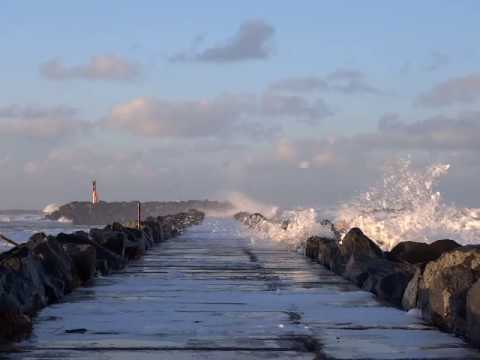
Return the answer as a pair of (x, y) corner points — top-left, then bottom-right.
(244, 208), (335, 249)
(58, 216), (73, 224)
(336, 158), (480, 250)
(42, 203), (61, 215)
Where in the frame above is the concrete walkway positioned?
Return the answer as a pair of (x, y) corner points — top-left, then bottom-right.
(6, 219), (480, 359)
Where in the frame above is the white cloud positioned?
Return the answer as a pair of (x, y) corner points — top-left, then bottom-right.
(104, 91), (332, 138)
(40, 54), (141, 81)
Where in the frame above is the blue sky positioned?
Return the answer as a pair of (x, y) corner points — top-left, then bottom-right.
(1, 1), (480, 208)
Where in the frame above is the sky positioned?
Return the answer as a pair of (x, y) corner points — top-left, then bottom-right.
(1, 1), (480, 209)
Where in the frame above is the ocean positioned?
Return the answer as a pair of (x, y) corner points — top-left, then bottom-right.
(0, 210), (89, 254)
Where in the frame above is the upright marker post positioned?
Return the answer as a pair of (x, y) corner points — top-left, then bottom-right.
(137, 201), (142, 230)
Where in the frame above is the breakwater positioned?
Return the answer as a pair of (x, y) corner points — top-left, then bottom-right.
(235, 211), (480, 348)
(0, 209), (204, 344)
(46, 200), (231, 225)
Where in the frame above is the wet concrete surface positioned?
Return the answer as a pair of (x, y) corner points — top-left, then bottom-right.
(3, 219), (480, 359)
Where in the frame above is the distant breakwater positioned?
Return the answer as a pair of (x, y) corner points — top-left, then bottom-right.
(235, 211), (480, 349)
(0, 209), (205, 344)
(46, 200), (231, 225)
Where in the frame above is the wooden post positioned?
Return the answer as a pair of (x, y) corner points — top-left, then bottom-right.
(137, 201), (141, 230)
(0, 234), (19, 247)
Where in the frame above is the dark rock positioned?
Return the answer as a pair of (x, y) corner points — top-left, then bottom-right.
(0, 296), (32, 342)
(115, 225), (146, 260)
(63, 243), (96, 285)
(306, 236), (345, 275)
(467, 279), (480, 347)
(340, 228), (383, 260)
(90, 229), (126, 257)
(388, 239), (461, 264)
(0, 246), (49, 314)
(234, 212), (251, 223)
(417, 246), (480, 336)
(30, 235), (76, 302)
(344, 255), (416, 306)
(305, 237), (320, 259)
(57, 232), (127, 275)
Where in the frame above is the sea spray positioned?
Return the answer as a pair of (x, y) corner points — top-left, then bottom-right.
(336, 158), (480, 250)
(245, 208), (334, 249)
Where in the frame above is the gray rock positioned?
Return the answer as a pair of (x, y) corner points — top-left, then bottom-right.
(402, 267), (422, 310)
(467, 279), (480, 347)
(417, 246), (480, 336)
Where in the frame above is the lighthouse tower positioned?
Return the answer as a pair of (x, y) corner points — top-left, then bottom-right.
(92, 180), (99, 204)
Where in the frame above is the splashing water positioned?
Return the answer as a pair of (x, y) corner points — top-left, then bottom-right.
(246, 208), (334, 249)
(42, 203), (60, 215)
(336, 158), (480, 250)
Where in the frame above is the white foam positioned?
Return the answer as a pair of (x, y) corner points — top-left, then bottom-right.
(245, 208), (335, 249)
(336, 158), (480, 250)
(42, 203), (60, 214)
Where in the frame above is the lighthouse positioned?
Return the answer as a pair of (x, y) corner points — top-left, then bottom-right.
(92, 180), (99, 204)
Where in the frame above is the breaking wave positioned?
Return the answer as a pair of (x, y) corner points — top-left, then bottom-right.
(245, 208), (335, 250)
(336, 158), (480, 250)
(42, 203), (60, 215)
(244, 158), (480, 251)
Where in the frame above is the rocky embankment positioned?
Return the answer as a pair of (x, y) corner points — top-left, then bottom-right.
(235, 212), (480, 348)
(0, 209), (204, 344)
(46, 200), (231, 225)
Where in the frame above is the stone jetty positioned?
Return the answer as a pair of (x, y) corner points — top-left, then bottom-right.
(235, 211), (480, 349)
(0, 209), (204, 343)
(46, 200), (230, 225)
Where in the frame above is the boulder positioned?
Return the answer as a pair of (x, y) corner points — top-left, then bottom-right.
(306, 236), (345, 275)
(56, 232), (127, 275)
(0, 246), (48, 314)
(388, 239), (461, 264)
(122, 228), (146, 260)
(467, 279), (480, 347)
(344, 255), (416, 306)
(305, 237), (320, 259)
(90, 229), (126, 257)
(417, 246), (480, 336)
(30, 235), (76, 302)
(63, 243), (96, 285)
(340, 228), (383, 260)
(402, 267), (422, 310)
(234, 212), (250, 223)
(0, 295), (32, 342)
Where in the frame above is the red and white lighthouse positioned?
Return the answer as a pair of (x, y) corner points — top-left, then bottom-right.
(92, 180), (99, 204)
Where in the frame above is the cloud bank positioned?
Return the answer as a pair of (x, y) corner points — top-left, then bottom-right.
(417, 73), (480, 107)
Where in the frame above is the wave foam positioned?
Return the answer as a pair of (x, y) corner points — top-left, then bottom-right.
(246, 208), (335, 249)
(43, 203), (60, 215)
(336, 158), (480, 250)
